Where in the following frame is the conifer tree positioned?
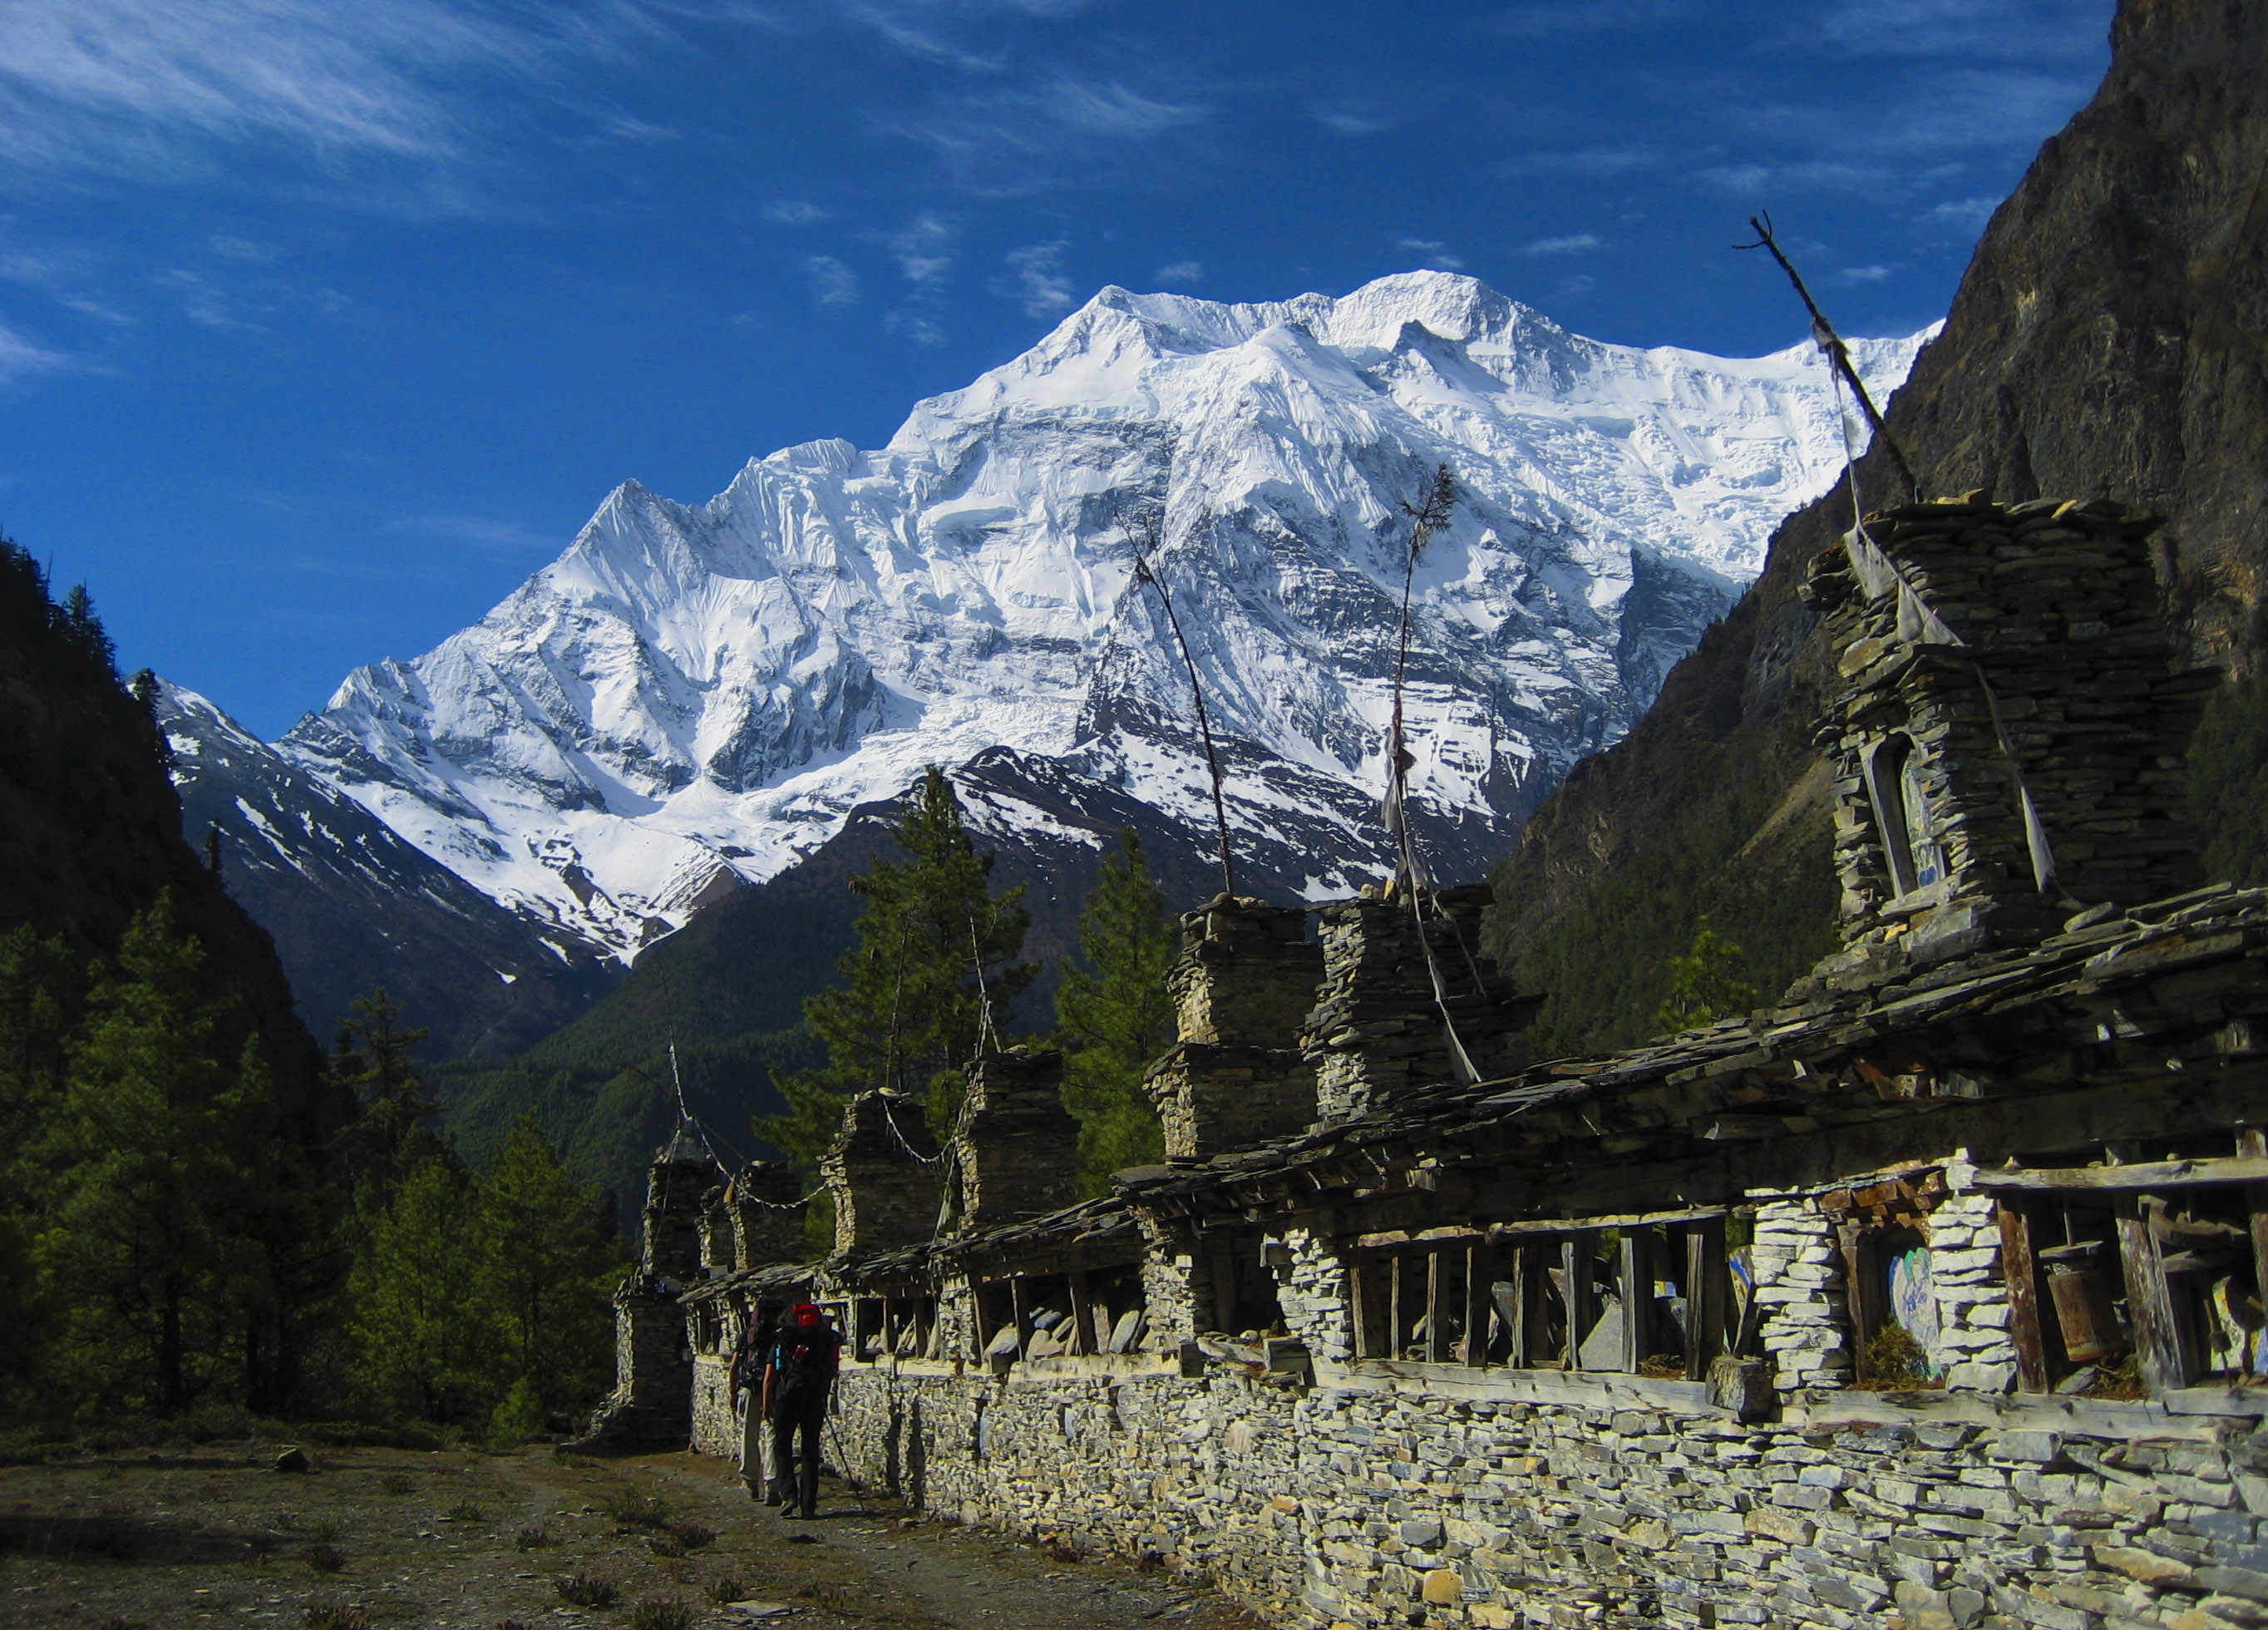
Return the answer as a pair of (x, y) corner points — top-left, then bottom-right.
(349, 1154), (494, 1424)
(761, 768), (1035, 1168)
(41, 894), (251, 1411)
(1054, 828), (1175, 1193)
(478, 1111), (622, 1417)
(334, 989), (448, 1201)
(1654, 916), (1758, 1035)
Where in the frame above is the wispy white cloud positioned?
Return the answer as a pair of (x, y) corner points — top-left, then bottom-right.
(1494, 0), (1693, 39)
(1811, 0), (2107, 62)
(884, 211), (957, 284)
(1521, 232), (1600, 255)
(1311, 101), (1394, 136)
(765, 200), (826, 225)
(377, 510), (558, 554)
(885, 307), (946, 345)
(880, 70), (1207, 189)
(1840, 264), (1895, 283)
(998, 240), (1073, 316)
(0, 317), (71, 383)
(1396, 238), (1465, 270)
(1925, 195), (2000, 225)
(1498, 146), (1660, 179)
(0, 0), (664, 192)
(804, 254), (860, 307)
(1153, 259), (1202, 284)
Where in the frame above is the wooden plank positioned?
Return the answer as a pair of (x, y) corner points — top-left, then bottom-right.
(1619, 1228), (1651, 1375)
(1388, 1253), (1407, 1361)
(1355, 1226), (1484, 1249)
(1996, 1198), (2051, 1394)
(1839, 1224), (1885, 1380)
(1351, 1256), (1387, 1361)
(1462, 1242), (1493, 1369)
(1066, 1271), (1097, 1357)
(1970, 1156), (2268, 1193)
(1685, 1218), (1727, 1382)
(2117, 1194), (2194, 1395)
(1010, 1275), (1033, 1359)
(1425, 1247), (1453, 1365)
(1563, 1232), (1596, 1371)
(1210, 1253), (1240, 1336)
(1487, 1206), (1728, 1242)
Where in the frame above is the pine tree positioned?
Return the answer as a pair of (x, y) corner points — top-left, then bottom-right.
(477, 1111), (623, 1420)
(40, 894), (245, 1412)
(1654, 916), (1758, 1035)
(334, 989), (448, 1201)
(761, 768), (1035, 1169)
(350, 1155), (495, 1424)
(1055, 828), (1176, 1193)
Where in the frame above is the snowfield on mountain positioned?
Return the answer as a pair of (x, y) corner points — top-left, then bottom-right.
(274, 271), (1928, 958)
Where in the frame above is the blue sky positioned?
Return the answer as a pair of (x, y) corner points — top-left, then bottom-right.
(0, 0), (2113, 738)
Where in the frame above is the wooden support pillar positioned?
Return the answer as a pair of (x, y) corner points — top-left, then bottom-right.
(1619, 1229), (1651, 1374)
(1684, 1218), (1727, 1382)
(880, 1294), (896, 1364)
(1067, 1271), (1097, 1357)
(1010, 1276), (1033, 1361)
(1352, 1256), (1387, 1360)
(1838, 1222), (1884, 1376)
(1426, 1247), (1453, 1365)
(1388, 1253), (1408, 1360)
(1997, 1199), (2051, 1393)
(1563, 1233), (1596, 1370)
(1521, 1242), (1551, 1368)
(1210, 1252), (1240, 1336)
(1461, 1242), (1493, 1368)
(2116, 1194), (2195, 1395)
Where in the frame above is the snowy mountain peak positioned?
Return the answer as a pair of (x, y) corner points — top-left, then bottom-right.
(278, 273), (1931, 960)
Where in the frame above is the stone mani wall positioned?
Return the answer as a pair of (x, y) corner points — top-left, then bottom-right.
(825, 1091), (947, 1257)
(817, 1349), (2268, 1630)
(1150, 898), (1322, 1160)
(954, 1049), (1081, 1227)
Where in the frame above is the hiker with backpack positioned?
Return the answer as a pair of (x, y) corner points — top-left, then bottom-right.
(727, 1296), (787, 1503)
(766, 1302), (843, 1519)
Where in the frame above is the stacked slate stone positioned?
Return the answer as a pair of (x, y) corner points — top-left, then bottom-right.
(570, 1138), (719, 1452)
(1805, 494), (2215, 980)
(1301, 884), (1540, 1122)
(952, 1047), (1080, 1228)
(723, 1159), (806, 1272)
(822, 1089), (945, 1259)
(1142, 896), (1324, 1162)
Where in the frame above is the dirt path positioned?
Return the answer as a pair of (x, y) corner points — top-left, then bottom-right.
(0, 1441), (1262, 1630)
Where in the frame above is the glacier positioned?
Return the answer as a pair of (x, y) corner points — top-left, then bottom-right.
(276, 271), (1930, 960)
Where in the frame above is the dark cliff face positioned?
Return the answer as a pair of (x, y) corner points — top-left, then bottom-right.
(1486, 0), (2268, 1050)
(0, 568), (334, 1133)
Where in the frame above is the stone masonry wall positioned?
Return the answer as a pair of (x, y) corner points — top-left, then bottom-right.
(954, 1049), (1081, 1228)
(812, 1354), (2268, 1630)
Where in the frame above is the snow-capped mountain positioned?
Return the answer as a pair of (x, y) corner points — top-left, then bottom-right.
(160, 682), (617, 1055)
(279, 272), (1928, 959)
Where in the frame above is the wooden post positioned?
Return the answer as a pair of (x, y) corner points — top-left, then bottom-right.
(1564, 1233), (1596, 1370)
(1996, 1199), (2051, 1393)
(1352, 1255), (1387, 1360)
(1210, 1252), (1240, 1336)
(1619, 1229), (1651, 1374)
(1521, 1242), (1552, 1368)
(1388, 1252), (1408, 1360)
(1010, 1276), (1033, 1361)
(1685, 1218), (1727, 1382)
(1838, 1223), (1884, 1378)
(2116, 1194), (2194, 1395)
(880, 1294), (896, 1365)
(1426, 1247), (1453, 1364)
(1067, 1271), (1097, 1357)
(1462, 1242), (1493, 1368)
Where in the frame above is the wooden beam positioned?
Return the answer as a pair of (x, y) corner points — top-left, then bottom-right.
(1010, 1275), (1033, 1361)
(1619, 1228), (1650, 1375)
(1461, 1242), (1493, 1369)
(1388, 1252), (1407, 1361)
(1563, 1232), (1596, 1371)
(1426, 1247), (1453, 1365)
(1066, 1271), (1097, 1357)
(1969, 1156), (2268, 1193)
(1996, 1198), (2051, 1394)
(2116, 1194), (2195, 1395)
(1684, 1218), (1727, 1382)
(1351, 1255), (1387, 1361)
(1487, 1206), (1728, 1242)
(1839, 1223), (1885, 1380)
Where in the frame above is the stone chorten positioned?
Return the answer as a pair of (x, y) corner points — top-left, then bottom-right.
(1802, 496), (2215, 983)
(951, 1046), (1080, 1230)
(1142, 896), (1324, 1161)
(822, 1090), (946, 1259)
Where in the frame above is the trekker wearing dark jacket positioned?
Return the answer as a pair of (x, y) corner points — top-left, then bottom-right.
(727, 1296), (787, 1503)
(767, 1302), (842, 1519)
